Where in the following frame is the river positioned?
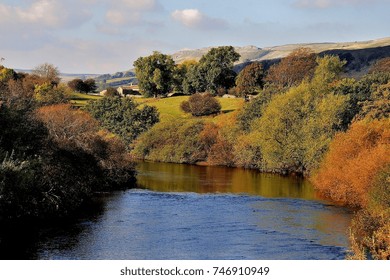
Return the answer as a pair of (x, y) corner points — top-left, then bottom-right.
(0, 161), (352, 260)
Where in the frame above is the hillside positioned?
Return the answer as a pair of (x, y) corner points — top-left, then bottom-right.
(94, 37), (390, 87)
(172, 37), (390, 63)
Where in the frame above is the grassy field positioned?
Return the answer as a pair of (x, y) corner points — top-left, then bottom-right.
(70, 92), (102, 107)
(140, 96), (244, 123)
(71, 93), (244, 123)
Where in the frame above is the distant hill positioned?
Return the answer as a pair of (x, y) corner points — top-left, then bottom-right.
(50, 37), (390, 90)
(172, 37), (390, 63)
(172, 37), (390, 77)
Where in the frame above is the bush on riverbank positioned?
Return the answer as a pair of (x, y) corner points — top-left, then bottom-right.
(312, 119), (390, 259)
(132, 120), (207, 163)
(312, 119), (390, 207)
(348, 166), (390, 260)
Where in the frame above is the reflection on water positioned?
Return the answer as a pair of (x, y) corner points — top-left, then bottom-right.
(0, 161), (352, 260)
(136, 161), (316, 199)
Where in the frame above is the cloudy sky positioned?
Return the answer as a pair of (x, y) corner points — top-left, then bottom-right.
(0, 0), (389, 74)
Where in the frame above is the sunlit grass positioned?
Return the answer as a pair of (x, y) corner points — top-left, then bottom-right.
(70, 92), (102, 107)
(71, 92), (244, 122)
(139, 96), (244, 123)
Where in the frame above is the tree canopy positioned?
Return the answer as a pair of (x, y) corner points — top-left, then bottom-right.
(236, 62), (265, 96)
(197, 46), (240, 94)
(134, 51), (175, 97)
(32, 63), (61, 86)
(265, 48), (317, 88)
(68, 78), (97, 93)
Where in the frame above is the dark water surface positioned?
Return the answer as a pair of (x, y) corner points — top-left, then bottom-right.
(0, 162), (352, 260)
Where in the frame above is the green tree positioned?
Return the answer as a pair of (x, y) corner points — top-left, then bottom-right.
(0, 66), (17, 83)
(68, 78), (85, 92)
(236, 92), (272, 132)
(84, 79), (97, 93)
(68, 78), (97, 93)
(236, 62), (265, 97)
(355, 81), (390, 121)
(173, 60), (198, 93)
(253, 56), (349, 174)
(182, 63), (206, 95)
(134, 51), (175, 97)
(86, 97), (160, 145)
(34, 83), (70, 105)
(197, 46), (240, 94)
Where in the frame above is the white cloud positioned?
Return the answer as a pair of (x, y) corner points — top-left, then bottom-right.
(171, 9), (227, 30)
(171, 9), (203, 27)
(0, 0), (92, 28)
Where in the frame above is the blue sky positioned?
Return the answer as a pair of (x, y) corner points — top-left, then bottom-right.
(0, 0), (389, 74)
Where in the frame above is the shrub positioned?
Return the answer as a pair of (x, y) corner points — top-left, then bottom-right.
(312, 119), (390, 207)
(35, 104), (135, 189)
(86, 96), (159, 146)
(132, 120), (207, 164)
(348, 166), (390, 260)
(207, 114), (240, 167)
(34, 83), (70, 105)
(180, 93), (221, 117)
(236, 93), (272, 132)
(233, 134), (263, 169)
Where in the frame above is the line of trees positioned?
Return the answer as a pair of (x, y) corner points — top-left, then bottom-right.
(133, 47), (322, 99)
(134, 46), (242, 97)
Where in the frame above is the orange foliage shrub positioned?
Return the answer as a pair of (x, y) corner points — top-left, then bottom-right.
(207, 114), (240, 167)
(312, 119), (390, 207)
(35, 104), (99, 152)
(199, 122), (219, 154)
(35, 104), (134, 183)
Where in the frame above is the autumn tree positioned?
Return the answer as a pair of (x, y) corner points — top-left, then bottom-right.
(32, 63), (61, 86)
(207, 114), (240, 167)
(35, 104), (99, 151)
(265, 48), (317, 88)
(235, 62), (265, 96)
(253, 56), (349, 174)
(134, 51), (175, 97)
(312, 119), (390, 208)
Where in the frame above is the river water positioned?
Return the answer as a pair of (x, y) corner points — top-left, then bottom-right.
(0, 161), (352, 260)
